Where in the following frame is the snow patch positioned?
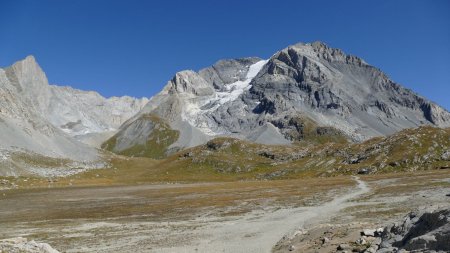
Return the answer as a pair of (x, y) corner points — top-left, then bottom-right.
(181, 60), (268, 136)
(0, 150), (10, 161)
(215, 59), (268, 106)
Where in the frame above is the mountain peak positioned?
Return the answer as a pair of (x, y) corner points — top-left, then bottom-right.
(8, 54), (44, 76)
(290, 40), (329, 49)
(106, 41), (450, 158)
(283, 41), (368, 67)
(23, 55), (37, 63)
(11, 55), (39, 69)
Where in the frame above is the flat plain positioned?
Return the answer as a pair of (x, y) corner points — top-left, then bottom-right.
(1, 169), (449, 252)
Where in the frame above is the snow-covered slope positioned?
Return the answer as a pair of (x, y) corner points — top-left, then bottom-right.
(106, 42), (450, 158)
(180, 59), (269, 136)
(0, 56), (147, 175)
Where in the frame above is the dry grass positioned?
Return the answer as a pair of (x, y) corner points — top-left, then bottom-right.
(0, 176), (354, 223)
(340, 169), (450, 220)
(101, 114), (179, 159)
(2, 126), (448, 191)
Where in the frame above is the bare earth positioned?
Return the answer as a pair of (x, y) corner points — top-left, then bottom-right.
(1, 170), (450, 252)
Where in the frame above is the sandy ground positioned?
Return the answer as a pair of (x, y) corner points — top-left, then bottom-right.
(1, 170), (450, 252)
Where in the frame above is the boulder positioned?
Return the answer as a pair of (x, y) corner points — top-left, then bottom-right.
(356, 237), (367, 245)
(377, 207), (450, 252)
(361, 229), (376, 237)
(337, 243), (351, 250)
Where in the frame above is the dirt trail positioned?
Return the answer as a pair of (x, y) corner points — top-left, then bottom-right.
(157, 177), (370, 253)
(3, 171), (449, 253)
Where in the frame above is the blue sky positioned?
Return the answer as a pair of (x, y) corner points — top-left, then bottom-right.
(1, 0), (449, 110)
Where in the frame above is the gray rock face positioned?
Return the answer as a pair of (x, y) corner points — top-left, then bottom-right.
(110, 41), (450, 156)
(0, 56), (147, 172)
(48, 85), (148, 140)
(168, 70), (215, 96)
(0, 56), (98, 162)
(249, 42), (450, 140)
(377, 208), (450, 252)
(199, 57), (262, 90)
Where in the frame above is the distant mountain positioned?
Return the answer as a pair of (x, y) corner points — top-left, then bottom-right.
(104, 42), (450, 159)
(45, 84), (148, 146)
(0, 56), (146, 175)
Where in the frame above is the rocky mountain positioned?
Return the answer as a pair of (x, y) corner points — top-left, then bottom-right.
(0, 56), (147, 175)
(104, 42), (450, 159)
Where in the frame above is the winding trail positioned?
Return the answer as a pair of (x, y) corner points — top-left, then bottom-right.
(158, 176), (370, 253)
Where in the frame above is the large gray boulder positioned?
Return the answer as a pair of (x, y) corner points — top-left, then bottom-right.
(377, 207), (450, 252)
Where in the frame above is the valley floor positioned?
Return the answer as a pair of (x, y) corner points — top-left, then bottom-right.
(1, 170), (449, 253)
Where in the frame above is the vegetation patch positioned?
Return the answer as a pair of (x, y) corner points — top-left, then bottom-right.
(102, 114), (179, 159)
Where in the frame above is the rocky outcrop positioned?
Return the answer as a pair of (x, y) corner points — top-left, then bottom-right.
(377, 208), (450, 252)
(199, 57), (261, 90)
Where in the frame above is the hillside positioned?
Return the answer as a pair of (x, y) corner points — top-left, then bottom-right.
(8, 126), (446, 188)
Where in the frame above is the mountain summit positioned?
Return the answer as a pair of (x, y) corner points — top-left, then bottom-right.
(103, 41), (450, 159)
(0, 56), (147, 175)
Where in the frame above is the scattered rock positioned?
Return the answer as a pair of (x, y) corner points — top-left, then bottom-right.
(321, 237), (330, 244)
(206, 140), (231, 150)
(389, 161), (400, 167)
(364, 247), (377, 253)
(441, 150), (450, 160)
(288, 244), (295, 251)
(182, 152), (193, 158)
(357, 168), (371, 175)
(375, 228), (384, 236)
(372, 237), (382, 246)
(338, 243), (351, 250)
(356, 237), (367, 245)
(361, 228), (384, 237)
(361, 229), (376, 237)
(0, 237), (59, 253)
(352, 246), (366, 253)
(376, 248), (397, 253)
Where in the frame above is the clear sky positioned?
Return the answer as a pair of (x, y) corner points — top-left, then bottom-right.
(1, 0), (449, 110)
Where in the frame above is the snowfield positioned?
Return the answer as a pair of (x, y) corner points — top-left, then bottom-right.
(181, 60), (268, 136)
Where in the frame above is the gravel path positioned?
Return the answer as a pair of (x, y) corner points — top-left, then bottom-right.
(155, 177), (370, 253)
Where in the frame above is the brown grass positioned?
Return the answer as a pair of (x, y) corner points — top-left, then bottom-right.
(0, 176), (354, 223)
